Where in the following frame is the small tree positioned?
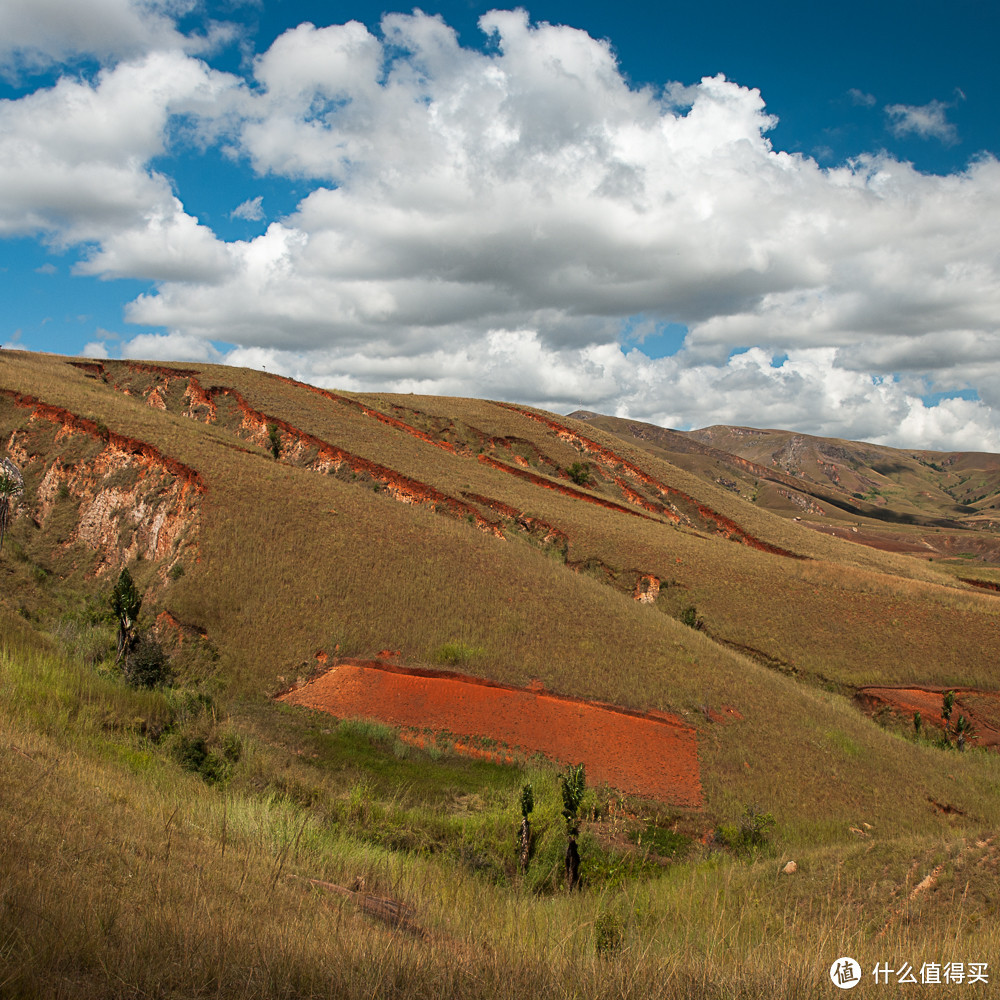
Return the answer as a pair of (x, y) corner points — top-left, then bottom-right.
(566, 462), (591, 487)
(560, 763), (586, 890)
(941, 690), (955, 727)
(518, 781), (534, 873)
(267, 423), (282, 460)
(111, 568), (142, 664)
(913, 711), (922, 737)
(0, 458), (24, 553)
(954, 714), (973, 752)
(939, 690), (956, 746)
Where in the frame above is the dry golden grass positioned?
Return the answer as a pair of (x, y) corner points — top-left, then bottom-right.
(4, 349), (1000, 996)
(2, 626), (999, 999)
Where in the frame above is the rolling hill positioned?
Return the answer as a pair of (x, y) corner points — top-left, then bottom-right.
(3, 349), (1000, 998)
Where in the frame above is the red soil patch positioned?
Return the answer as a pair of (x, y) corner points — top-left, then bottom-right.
(857, 686), (1000, 749)
(279, 659), (702, 807)
(0, 390), (205, 494)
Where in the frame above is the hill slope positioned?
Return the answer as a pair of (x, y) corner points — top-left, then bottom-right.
(3, 350), (1000, 998)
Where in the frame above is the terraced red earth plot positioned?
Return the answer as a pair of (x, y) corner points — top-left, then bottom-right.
(279, 660), (703, 807)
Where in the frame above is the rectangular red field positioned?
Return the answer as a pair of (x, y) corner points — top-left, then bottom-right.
(280, 660), (702, 808)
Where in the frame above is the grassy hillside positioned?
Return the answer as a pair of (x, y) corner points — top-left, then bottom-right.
(3, 349), (1000, 997)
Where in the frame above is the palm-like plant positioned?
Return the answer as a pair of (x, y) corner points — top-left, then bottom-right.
(560, 763), (586, 890)
(110, 568), (142, 664)
(518, 782), (534, 873)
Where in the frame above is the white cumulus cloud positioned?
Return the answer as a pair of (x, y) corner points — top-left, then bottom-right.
(230, 195), (264, 221)
(4, 9), (1000, 450)
(885, 99), (958, 144)
(0, 0), (236, 71)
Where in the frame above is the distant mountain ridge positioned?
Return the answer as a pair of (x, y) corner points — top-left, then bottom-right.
(568, 410), (1000, 559)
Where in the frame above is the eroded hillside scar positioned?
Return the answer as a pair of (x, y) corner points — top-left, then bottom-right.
(279, 660), (703, 808)
(76, 363), (506, 537)
(858, 686), (1000, 750)
(2, 388), (203, 572)
(1, 389), (205, 493)
(476, 453), (664, 521)
(496, 403), (805, 558)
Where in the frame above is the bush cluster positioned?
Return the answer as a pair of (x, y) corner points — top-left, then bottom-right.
(714, 805), (776, 858)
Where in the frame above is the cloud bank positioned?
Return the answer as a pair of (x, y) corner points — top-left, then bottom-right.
(5, 7), (1000, 450)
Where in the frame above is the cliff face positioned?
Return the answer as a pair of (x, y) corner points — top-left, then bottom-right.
(1, 390), (201, 577)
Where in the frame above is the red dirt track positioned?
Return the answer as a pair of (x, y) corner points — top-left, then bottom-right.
(280, 660), (702, 807)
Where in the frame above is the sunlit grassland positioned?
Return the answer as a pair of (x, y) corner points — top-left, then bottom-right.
(8, 350), (996, 700)
(7, 351), (1000, 997)
(3, 628), (1000, 1000)
(113, 466), (1000, 840)
(4, 351), (1000, 836)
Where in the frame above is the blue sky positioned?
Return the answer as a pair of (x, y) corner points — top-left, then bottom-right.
(2, 0), (1000, 449)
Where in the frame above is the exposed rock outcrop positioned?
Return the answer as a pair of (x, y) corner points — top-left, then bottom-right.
(2, 389), (201, 576)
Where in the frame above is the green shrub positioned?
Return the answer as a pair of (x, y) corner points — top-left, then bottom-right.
(219, 731), (243, 763)
(171, 733), (210, 772)
(715, 805), (776, 859)
(168, 733), (231, 785)
(594, 908), (624, 958)
(566, 462), (591, 487)
(110, 567), (142, 663)
(560, 763), (586, 890)
(267, 423), (281, 460)
(942, 690), (955, 725)
(124, 633), (170, 689)
(680, 606), (701, 629)
(628, 822), (691, 858)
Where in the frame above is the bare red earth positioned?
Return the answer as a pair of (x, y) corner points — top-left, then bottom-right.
(858, 686), (1000, 749)
(279, 659), (702, 807)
